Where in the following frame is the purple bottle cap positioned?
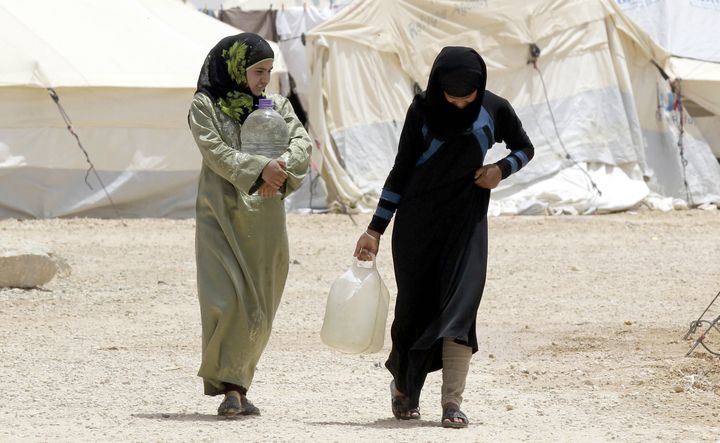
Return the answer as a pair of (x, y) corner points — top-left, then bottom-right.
(258, 98), (273, 109)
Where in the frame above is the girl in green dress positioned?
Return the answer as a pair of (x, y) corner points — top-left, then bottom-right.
(188, 33), (311, 416)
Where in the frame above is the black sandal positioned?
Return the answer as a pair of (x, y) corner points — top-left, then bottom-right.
(217, 394), (242, 416)
(218, 392), (261, 416)
(240, 397), (261, 416)
(390, 381), (420, 420)
(441, 405), (469, 428)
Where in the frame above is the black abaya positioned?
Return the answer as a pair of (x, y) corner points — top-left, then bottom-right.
(367, 47), (535, 410)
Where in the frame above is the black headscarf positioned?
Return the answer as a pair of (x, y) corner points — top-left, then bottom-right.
(195, 32), (274, 123)
(420, 46), (487, 139)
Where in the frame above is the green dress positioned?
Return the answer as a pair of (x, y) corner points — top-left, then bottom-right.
(188, 92), (311, 395)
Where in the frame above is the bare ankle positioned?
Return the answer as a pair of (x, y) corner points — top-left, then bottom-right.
(225, 390), (242, 400)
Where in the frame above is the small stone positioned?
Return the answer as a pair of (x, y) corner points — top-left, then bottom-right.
(488, 353), (495, 359)
(505, 405), (514, 411)
(624, 320), (633, 326)
(672, 386), (684, 393)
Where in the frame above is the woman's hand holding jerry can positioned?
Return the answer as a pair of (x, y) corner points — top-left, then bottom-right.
(354, 230), (380, 261)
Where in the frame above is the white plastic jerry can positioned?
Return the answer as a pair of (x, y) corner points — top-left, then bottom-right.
(320, 257), (390, 354)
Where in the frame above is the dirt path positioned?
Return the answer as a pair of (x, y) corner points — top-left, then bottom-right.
(1, 211), (719, 442)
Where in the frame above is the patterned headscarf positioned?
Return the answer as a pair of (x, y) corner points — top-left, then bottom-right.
(195, 33), (274, 123)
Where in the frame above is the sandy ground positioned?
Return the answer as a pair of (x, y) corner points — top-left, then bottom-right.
(1, 210), (720, 442)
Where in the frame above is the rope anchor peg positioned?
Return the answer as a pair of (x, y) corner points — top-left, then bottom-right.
(684, 289), (720, 357)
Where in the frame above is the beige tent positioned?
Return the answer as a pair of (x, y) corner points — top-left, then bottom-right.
(0, 0), (286, 218)
(305, 0), (720, 214)
(617, 0), (720, 159)
(220, 0), (351, 9)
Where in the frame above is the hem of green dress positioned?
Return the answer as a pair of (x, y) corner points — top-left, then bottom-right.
(199, 372), (253, 396)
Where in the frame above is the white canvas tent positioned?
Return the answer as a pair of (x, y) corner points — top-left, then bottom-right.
(0, 0), (287, 218)
(304, 0), (720, 215)
(219, 0), (351, 10)
(617, 0), (720, 159)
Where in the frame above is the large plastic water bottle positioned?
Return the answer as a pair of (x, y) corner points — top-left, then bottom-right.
(240, 98), (289, 159)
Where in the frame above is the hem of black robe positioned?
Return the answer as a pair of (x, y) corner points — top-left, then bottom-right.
(385, 329), (479, 409)
(385, 217), (487, 408)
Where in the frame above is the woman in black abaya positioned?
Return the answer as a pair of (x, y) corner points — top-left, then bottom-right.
(354, 46), (535, 428)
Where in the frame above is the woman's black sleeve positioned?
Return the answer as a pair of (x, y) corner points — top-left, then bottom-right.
(367, 103), (424, 235)
(493, 98), (535, 179)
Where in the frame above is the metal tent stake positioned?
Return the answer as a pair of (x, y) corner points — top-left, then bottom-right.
(685, 290), (720, 357)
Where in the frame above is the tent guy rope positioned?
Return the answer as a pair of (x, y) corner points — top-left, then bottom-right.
(650, 61), (694, 206)
(47, 88), (122, 219)
(527, 43), (602, 200)
(670, 79), (694, 207)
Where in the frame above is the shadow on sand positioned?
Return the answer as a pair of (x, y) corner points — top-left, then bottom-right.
(132, 413), (257, 422)
(309, 417), (439, 429)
